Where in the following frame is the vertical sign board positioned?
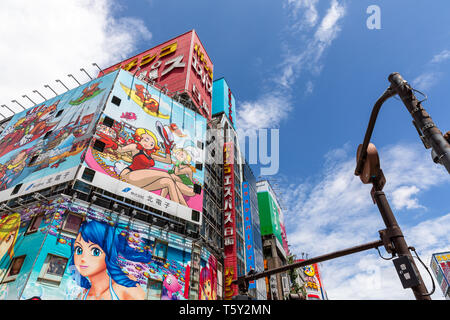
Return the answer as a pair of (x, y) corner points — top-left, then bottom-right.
(189, 31), (213, 121)
(431, 252), (450, 297)
(211, 78), (236, 129)
(242, 181), (256, 289)
(223, 142), (237, 299)
(100, 30), (213, 121)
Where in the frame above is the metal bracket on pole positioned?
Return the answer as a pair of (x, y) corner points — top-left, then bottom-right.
(378, 226), (403, 255)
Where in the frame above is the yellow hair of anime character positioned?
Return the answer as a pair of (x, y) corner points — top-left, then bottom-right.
(173, 148), (192, 163)
(0, 213), (21, 260)
(134, 128), (159, 147)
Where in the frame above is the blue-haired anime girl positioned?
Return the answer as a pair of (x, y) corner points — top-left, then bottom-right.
(69, 220), (152, 300)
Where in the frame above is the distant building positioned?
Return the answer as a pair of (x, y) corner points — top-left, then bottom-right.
(430, 252), (450, 300)
(256, 180), (290, 300)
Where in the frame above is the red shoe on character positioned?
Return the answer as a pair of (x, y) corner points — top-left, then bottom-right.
(156, 121), (174, 155)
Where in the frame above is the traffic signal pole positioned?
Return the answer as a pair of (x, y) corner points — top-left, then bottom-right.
(388, 72), (450, 173)
(234, 239), (384, 296)
(235, 73), (444, 300)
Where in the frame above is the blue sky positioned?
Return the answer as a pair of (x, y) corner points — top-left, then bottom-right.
(1, 0), (449, 299)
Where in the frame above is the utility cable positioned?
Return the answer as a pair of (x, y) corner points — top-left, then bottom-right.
(376, 246), (395, 261)
(409, 246), (435, 297)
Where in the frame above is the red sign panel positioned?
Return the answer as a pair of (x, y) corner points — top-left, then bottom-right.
(223, 141), (238, 299)
(100, 30), (213, 120)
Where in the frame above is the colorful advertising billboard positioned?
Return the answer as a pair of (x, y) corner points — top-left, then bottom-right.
(100, 30), (213, 120)
(0, 71), (118, 202)
(212, 78), (236, 128)
(431, 251), (450, 298)
(242, 181), (256, 290)
(0, 197), (218, 300)
(295, 260), (323, 300)
(83, 70), (206, 223)
(223, 142), (238, 299)
(256, 183), (283, 247)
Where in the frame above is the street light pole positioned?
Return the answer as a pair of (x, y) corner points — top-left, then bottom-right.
(388, 72), (450, 173)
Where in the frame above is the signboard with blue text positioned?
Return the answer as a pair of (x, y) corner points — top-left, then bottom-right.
(242, 181), (256, 290)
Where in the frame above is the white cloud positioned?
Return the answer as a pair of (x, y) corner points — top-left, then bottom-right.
(285, 0), (319, 30)
(279, 0), (346, 90)
(412, 72), (441, 92)
(0, 0), (151, 115)
(237, 0), (346, 132)
(282, 142), (450, 299)
(237, 94), (292, 133)
(431, 49), (450, 64)
(411, 48), (450, 92)
(314, 0), (346, 45)
(391, 186), (423, 210)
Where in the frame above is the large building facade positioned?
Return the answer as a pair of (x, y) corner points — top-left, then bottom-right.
(0, 30), (291, 301)
(0, 66), (222, 300)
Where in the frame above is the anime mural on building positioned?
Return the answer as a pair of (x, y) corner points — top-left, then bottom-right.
(199, 253), (217, 300)
(84, 70), (206, 213)
(0, 72), (118, 194)
(0, 197), (195, 300)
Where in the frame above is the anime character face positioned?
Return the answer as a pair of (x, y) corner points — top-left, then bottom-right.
(174, 150), (187, 162)
(73, 233), (107, 278)
(202, 279), (211, 299)
(140, 133), (156, 150)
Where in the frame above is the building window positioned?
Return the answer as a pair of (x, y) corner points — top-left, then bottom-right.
(2, 255), (26, 283)
(61, 212), (83, 235)
(26, 214), (44, 235)
(38, 254), (68, 285)
(153, 239), (168, 261)
(92, 140), (106, 152)
(81, 167), (96, 182)
(103, 116), (115, 128)
(191, 210), (200, 222)
(146, 279), (162, 300)
(11, 183), (22, 195)
(111, 96), (121, 106)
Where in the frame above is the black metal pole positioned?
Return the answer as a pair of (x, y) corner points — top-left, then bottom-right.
(372, 179), (431, 300)
(388, 72), (450, 173)
(235, 239), (384, 285)
(355, 87), (397, 176)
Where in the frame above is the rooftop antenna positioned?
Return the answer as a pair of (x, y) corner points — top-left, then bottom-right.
(1, 104), (16, 115)
(44, 84), (58, 96)
(55, 79), (69, 91)
(80, 68), (93, 80)
(67, 74), (81, 86)
(22, 94), (36, 105)
(92, 62), (105, 76)
(11, 100), (25, 110)
(33, 90), (47, 101)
